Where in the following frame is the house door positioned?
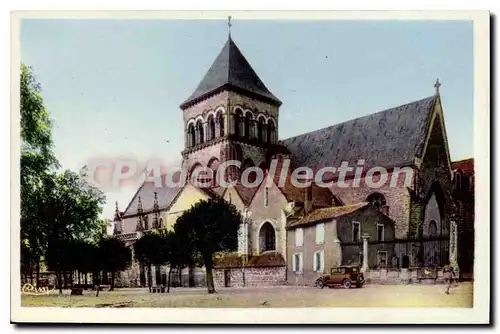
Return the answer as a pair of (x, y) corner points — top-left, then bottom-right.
(224, 270), (231, 287)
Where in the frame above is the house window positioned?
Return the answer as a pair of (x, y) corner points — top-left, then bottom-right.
(295, 228), (304, 247)
(264, 187), (269, 207)
(293, 253), (303, 273)
(159, 217), (164, 228)
(377, 251), (387, 268)
(316, 223), (325, 244)
(377, 224), (384, 241)
(313, 250), (324, 272)
(352, 221), (361, 242)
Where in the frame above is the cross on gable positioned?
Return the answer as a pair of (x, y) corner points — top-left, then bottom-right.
(434, 78), (441, 94)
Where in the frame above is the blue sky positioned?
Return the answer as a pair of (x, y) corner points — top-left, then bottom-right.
(20, 19), (474, 218)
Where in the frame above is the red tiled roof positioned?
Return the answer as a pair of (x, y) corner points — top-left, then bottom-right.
(287, 202), (371, 229)
(213, 251), (286, 268)
(452, 158), (474, 175)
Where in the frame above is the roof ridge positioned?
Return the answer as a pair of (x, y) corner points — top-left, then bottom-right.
(282, 95), (436, 142)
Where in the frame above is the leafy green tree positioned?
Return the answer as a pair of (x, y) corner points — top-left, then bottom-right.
(43, 171), (106, 294)
(175, 198), (242, 294)
(98, 237), (132, 291)
(20, 63), (59, 284)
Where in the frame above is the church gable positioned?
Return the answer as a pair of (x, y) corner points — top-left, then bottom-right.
(417, 96), (453, 174)
(282, 95), (437, 172)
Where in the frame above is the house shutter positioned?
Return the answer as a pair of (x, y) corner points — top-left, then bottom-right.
(299, 253), (303, 272)
(292, 254), (297, 272)
(295, 228), (303, 247)
(316, 223), (325, 244)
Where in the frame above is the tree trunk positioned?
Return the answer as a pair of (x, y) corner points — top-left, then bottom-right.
(178, 268), (182, 287)
(147, 264), (152, 292)
(36, 260), (40, 286)
(56, 270), (63, 295)
(85, 273), (88, 285)
(78, 271), (81, 284)
(167, 267), (173, 293)
(70, 271), (74, 287)
(110, 272), (115, 291)
(189, 266), (195, 287)
(205, 265), (216, 294)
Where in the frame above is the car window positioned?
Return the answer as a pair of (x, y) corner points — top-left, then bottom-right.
(341, 268), (346, 274)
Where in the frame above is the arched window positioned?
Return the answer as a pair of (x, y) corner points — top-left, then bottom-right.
(366, 193), (387, 210)
(428, 220), (438, 236)
(242, 158), (256, 183)
(159, 217), (164, 229)
(267, 119), (276, 144)
(196, 120), (204, 144)
(245, 112), (254, 139)
(257, 116), (266, 143)
(259, 222), (276, 253)
(187, 123), (195, 147)
(143, 215), (149, 230)
(216, 111), (225, 137)
(208, 157), (220, 186)
(207, 115), (216, 141)
(234, 109), (243, 137)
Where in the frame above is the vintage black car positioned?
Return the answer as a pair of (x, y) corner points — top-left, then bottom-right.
(315, 265), (365, 289)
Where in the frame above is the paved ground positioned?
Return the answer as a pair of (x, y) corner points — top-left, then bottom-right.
(21, 282), (473, 308)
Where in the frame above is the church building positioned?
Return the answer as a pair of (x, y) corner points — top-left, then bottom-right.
(112, 32), (472, 287)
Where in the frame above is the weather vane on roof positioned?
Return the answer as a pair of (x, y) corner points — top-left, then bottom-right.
(228, 16), (232, 37)
(434, 78), (441, 94)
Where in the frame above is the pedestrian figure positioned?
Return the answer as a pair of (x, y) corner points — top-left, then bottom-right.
(443, 263), (456, 294)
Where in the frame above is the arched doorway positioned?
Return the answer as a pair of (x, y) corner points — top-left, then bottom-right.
(259, 222), (276, 253)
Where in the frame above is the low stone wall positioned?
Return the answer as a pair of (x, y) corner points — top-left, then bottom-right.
(365, 267), (461, 284)
(213, 266), (286, 288)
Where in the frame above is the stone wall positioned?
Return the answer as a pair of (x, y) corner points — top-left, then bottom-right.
(213, 266), (286, 288)
(329, 170), (413, 239)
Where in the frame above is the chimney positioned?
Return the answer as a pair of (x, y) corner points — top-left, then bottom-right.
(304, 185), (313, 214)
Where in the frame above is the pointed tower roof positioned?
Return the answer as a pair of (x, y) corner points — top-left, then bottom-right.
(180, 36), (281, 109)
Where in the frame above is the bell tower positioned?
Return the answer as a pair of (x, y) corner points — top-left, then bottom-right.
(180, 32), (289, 182)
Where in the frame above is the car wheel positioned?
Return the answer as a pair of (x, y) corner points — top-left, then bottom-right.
(316, 280), (325, 289)
(342, 279), (352, 289)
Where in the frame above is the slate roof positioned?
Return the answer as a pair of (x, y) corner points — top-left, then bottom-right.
(282, 95), (438, 175)
(287, 202), (371, 229)
(180, 36), (281, 109)
(452, 158), (474, 176)
(122, 172), (184, 217)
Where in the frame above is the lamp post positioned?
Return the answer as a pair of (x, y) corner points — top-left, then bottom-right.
(242, 208), (251, 287)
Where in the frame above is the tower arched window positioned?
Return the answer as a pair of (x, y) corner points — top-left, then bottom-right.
(207, 115), (216, 141)
(217, 111), (225, 137)
(196, 120), (204, 144)
(267, 119), (276, 144)
(257, 116), (266, 143)
(245, 112), (254, 139)
(234, 109), (243, 137)
(187, 123), (195, 148)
